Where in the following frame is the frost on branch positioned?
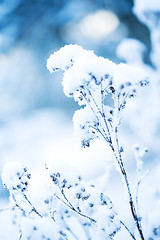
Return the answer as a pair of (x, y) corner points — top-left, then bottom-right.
(47, 44), (149, 148)
(47, 45), (150, 240)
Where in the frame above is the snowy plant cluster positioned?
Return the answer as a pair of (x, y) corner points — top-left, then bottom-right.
(2, 0), (160, 240)
(1, 159), (121, 240)
(0, 44), (149, 240)
(46, 44), (150, 240)
(47, 44), (148, 149)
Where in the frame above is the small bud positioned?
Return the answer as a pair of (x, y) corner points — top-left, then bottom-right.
(44, 199), (49, 204)
(76, 193), (82, 199)
(120, 84), (124, 89)
(110, 110), (113, 115)
(104, 74), (109, 79)
(89, 203), (94, 207)
(56, 173), (61, 178)
(120, 146), (124, 153)
(27, 174), (31, 179)
(126, 82), (132, 86)
(33, 226), (37, 231)
(109, 86), (115, 93)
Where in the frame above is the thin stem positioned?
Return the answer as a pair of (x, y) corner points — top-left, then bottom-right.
(136, 181), (141, 215)
(101, 81), (104, 113)
(23, 193), (43, 218)
(19, 233), (22, 240)
(81, 84), (145, 239)
(89, 125), (109, 143)
(136, 170), (150, 216)
(59, 185), (135, 239)
(55, 194), (73, 209)
(82, 90), (109, 142)
(55, 192), (96, 223)
(120, 220), (136, 240)
(109, 91), (145, 240)
(86, 87), (145, 239)
(104, 195), (136, 240)
(12, 190), (42, 218)
(114, 127), (145, 240)
(84, 85), (113, 145)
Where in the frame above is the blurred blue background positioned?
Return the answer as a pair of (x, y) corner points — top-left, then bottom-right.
(0, 0), (150, 199)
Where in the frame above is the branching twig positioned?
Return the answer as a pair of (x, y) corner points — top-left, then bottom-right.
(12, 190), (42, 218)
(85, 85), (145, 240)
(55, 190), (96, 224)
(120, 220), (136, 240)
(114, 99), (145, 240)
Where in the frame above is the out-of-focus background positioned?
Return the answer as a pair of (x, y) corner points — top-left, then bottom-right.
(0, 0), (151, 200)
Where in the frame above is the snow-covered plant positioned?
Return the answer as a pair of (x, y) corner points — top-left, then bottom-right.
(0, 44), (150, 240)
(46, 44), (150, 240)
(2, 0), (160, 239)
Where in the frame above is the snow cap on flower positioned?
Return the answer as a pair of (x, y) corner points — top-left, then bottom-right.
(47, 44), (116, 97)
(2, 161), (31, 191)
(113, 63), (149, 89)
(47, 44), (149, 148)
(46, 44), (94, 73)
